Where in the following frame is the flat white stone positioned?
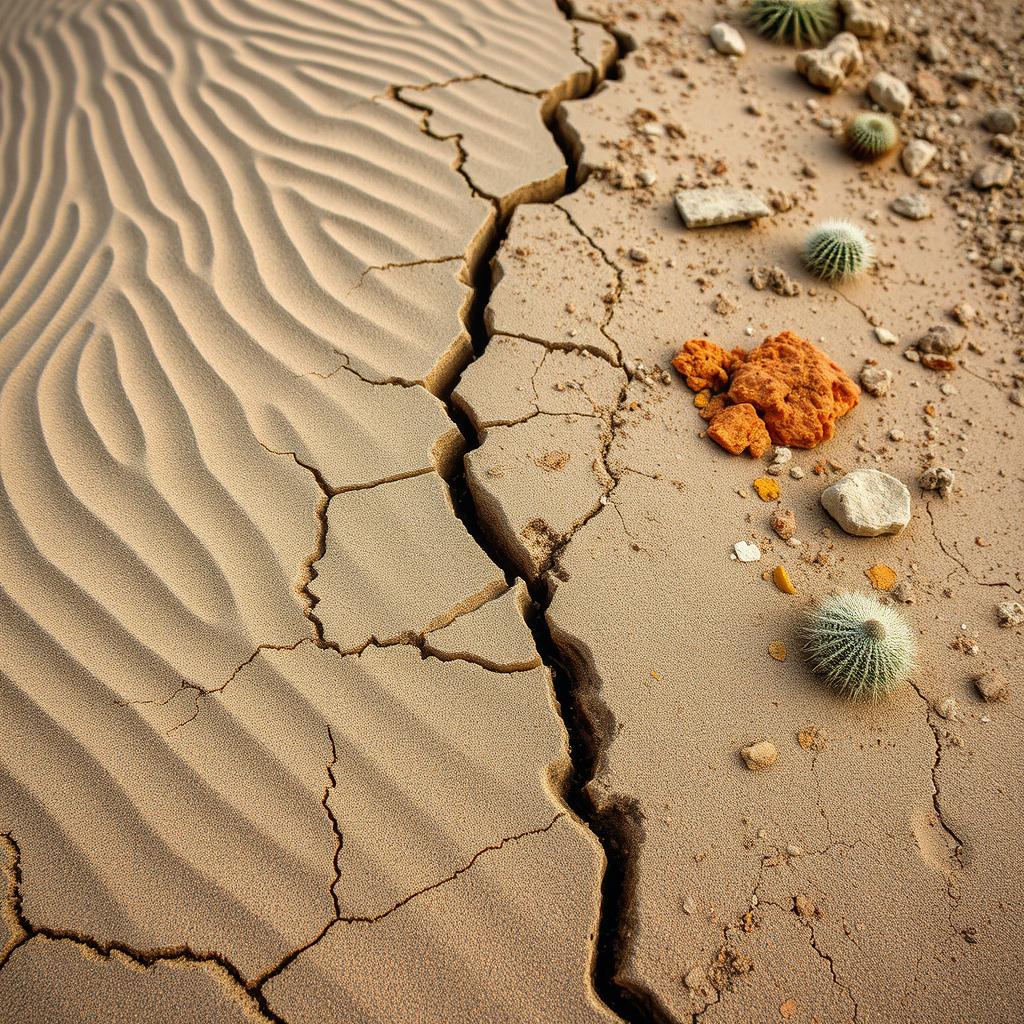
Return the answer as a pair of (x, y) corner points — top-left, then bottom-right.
(674, 187), (771, 228)
(733, 541), (762, 562)
(709, 23), (745, 56)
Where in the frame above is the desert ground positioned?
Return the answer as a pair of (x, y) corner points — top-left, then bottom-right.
(0, 0), (1022, 1021)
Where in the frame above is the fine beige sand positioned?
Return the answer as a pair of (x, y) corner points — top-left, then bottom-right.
(1, 0), (1022, 1022)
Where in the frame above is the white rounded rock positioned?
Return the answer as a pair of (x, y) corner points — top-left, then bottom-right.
(820, 469), (911, 537)
(710, 22), (746, 56)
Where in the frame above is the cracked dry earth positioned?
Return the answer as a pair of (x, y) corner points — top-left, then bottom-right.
(0, 1), (1022, 1023)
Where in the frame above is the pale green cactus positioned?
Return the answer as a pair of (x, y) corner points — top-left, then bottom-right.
(845, 112), (899, 160)
(747, 0), (838, 46)
(803, 220), (873, 281)
(803, 592), (916, 698)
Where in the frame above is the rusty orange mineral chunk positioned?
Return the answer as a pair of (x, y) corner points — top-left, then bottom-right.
(707, 403), (771, 458)
(699, 393), (729, 422)
(672, 338), (736, 392)
(727, 331), (860, 449)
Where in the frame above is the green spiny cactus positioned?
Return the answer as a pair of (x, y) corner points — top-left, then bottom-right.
(845, 112), (899, 160)
(747, 0), (838, 46)
(803, 592), (916, 699)
(803, 220), (873, 281)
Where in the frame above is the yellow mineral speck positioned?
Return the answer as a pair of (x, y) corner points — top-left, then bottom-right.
(753, 477), (780, 502)
(865, 563), (897, 590)
(694, 389), (711, 409)
(772, 565), (797, 594)
(768, 641), (787, 661)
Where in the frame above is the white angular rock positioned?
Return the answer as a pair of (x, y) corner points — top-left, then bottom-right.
(875, 327), (898, 345)
(901, 139), (936, 178)
(869, 72), (912, 115)
(709, 22), (746, 56)
(733, 541), (762, 562)
(820, 469), (911, 537)
(674, 187), (771, 228)
(860, 364), (893, 397)
(891, 193), (932, 220)
(796, 33), (863, 93)
(997, 601), (1024, 628)
(839, 0), (890, 39)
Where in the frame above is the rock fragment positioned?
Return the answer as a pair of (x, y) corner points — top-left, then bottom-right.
(674, 187), (772, 228)
(859, 363), (892, 397)
(875, 327), (898, 346)
(740, 741), (778, 770)
(918, 466), (955, 498)
(868, 72), (912, 115)
(727, 331), (860, 449)
(914, 324), (963, 371)
(708, 403), (772, 458)
(796, 33), (863, 93)
(710, 22), (746, 56)
(770, 509), (797, 540)
(901, 139), (937, 178)
(983, 108), (1019, 135)
(839, 0), (890, 38)
(913, 70), (945, 106)
(820, 469), (912, 537)
(997, 601), (1024, 628)
(935, 697), (959, 721)
(891, 193), (931, 220)
(972, 161), (1013, 190)
(750, 265), (801, 297)
(972, 670), (1008, 702)
(671, 338), (737, 391)
(733, 540), (762, 563)
(918, 36), (950, 63)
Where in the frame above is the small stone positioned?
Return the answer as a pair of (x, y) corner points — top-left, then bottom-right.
(768, 640), (787, 662)
(753, 477), (780, 502)
(875, 327), (898, 346)
(997, 601), (1024, 628)
(983, 108), (1019, 135)
(709, 22), (746, 56)
(797, 725), (828, 751)
(935, 697), (959, 721)
(888, 428), (904, 442)
(916, 324), (964, 356)
(890, 580), (914, 604)
(795, 33), (863, 93)
(918, 466), (955, 498)
(913, 70), (944, 105)
(682, 895), (697, 914)
(733, 540), (762, 563)
(891, 193), (932, 220)
(740, 741), (778, 771)
(771, 446), (792, 467)
(972, 671), (1008, 702)
(901, 139), (937, 178)
(789, 466), (805, 480)
(860, 364), (893, 397)
(840, 0), (890, 39)
(793, 894), (820, 919)
(972, 161), (1013, 190)
(868, 72), (912, 116)
(674, 187), (772, 228)
(918, 37), (950, 63)
(786, 844), (803, 857)
(628, 247), (649, 263)
(750, 265), (801, 297)
(820, 469), (911, 537)
(640, 122), (664, 138)
(865, 563), (898, 591)
(952, 303), (976, 326)
(770, 509), (797, 540)
(637, 167), (657, 187)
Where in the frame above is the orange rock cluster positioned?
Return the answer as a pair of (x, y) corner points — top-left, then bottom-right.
(672, 332), (860, 456)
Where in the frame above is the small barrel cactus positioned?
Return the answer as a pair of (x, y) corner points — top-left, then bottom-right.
(844, 112), (899, 160)
(747, 0), (837, 46)
(803, 592), (916, 698)
(803, 220), (873, 281)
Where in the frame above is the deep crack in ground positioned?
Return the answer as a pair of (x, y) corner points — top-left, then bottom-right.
(425, 10), (667, 1022)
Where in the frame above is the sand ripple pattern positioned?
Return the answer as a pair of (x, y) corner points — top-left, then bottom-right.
(0, 0), (606, 1016)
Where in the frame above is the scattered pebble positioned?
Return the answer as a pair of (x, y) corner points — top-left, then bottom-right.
(797, 725), (828, 751)
(952, 302), (976, 326)
(750, 265), (801, 297)
(860, 364), (893, 397)
(740, 741), (778, 771)
(918, 466), (955, 498)
(733, 541), (762, 562)
(972, 161), (1013, 190)
(768, 641), (787, 662)
(901, 139), (937, 178)
(796, 33), (862, 93)
(773, 565), (797, 594)
(997, 601), (1024, 628)
(820, 469), (912, 537)
(789, 466), (805, 480)
(869, 71), (912, 116)
(972, 670), (1008, 702)
(875, 327), (898, 346)
(891, 193), (932, 220)
(934, 697), (959, 721)
(983, 108), (1020, 135)
(628, 247), (649, 263)
(709, 22), (746, 57)
(770, 508), (797, 540)
(840, 0), (890, 38)
(753, 477), (781, 502)
(890, 580), (914, 604)
(865, 563), (898, 591)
